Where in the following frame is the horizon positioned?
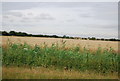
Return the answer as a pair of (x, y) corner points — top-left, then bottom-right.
(2, 2), (118, 39)
(1, 30), (119, 39)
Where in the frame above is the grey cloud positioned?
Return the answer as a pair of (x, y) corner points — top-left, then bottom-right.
(20, 13), (55, 23)
(2, 2), (117, 39)
(9, 19), (14, 22)
(81, 23), (117, 31)
(3, 15), (15, 22)
(35, 13), (55, 20)
(11, 12), (23, 17)
(22, 17), (30, 20)
(66, 19), (75, 22)
(2, 2), (39, 11)
(20, 19), (29, 22)
(79, 13), (93, 18)
(3, 15), (9, 18)
(20, 17), (33, 22)
(27, 13), (33, 16)
(5, 11), (23, 17)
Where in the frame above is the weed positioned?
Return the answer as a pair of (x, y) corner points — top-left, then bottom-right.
(2, 42), (119, 74)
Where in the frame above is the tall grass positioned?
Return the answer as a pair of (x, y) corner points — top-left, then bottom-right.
(2, 41), (120, 74)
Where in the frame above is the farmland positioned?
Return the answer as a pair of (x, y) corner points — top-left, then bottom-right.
(2, 36), (119, 52)
(1, 36), (120, 79)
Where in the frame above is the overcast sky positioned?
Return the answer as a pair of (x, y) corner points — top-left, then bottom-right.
(2, 2), (118, 38)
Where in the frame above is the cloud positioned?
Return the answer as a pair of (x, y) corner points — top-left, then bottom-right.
(3, 15), (9, 18)
(2, 2), (118, 38)
(79, 13), (94, 18)
(27, 13), (33, 16)
(66, 19), (75, 22)
(3, 9), (55, 24)
(34, 13), (55, 20)
(4, 11), (23, 17)
(9, 12), (23, 17)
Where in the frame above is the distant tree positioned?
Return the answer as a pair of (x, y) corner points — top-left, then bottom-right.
(63, 35), (67, 38)
(101, 38), (104, 41)
(88, 37), (90, 40)
(9, 31), (16, 36)
(52, 35), (59, 38)
(82, 38), (87, 40)
(69, 37), (74, 39)
(104, 39), (109, 41)
(66, 36), (70, 39)
(16, 32), (21, 36)
(14, 32), (28, 36)
(27, 34), (32, 37)
(96, 38), (100, 40)
(62, 35), (70, 39)
(1, 30), (120, 41)
(109, 38), (117, 41)
(0, 31), (1, 36)
(2, 31), (9, 36)
(22, 32), (28, 36)
(91, 37), (96, 40)
(88, 37), (96, 40)
(84, 38), (87, 40)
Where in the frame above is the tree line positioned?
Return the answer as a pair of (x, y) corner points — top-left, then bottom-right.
(1, 31), (119, 41)
(1, 31), (73, 39)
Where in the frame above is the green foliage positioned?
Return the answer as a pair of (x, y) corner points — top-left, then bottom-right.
(88, 37), (96, 40)
(2, 43), (119, 74)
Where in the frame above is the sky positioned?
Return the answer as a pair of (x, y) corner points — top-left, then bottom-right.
(1, 2), (118, 38)
(2, 0), (119, 2)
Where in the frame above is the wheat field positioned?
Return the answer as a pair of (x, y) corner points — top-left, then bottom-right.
(1, 36), (119, 52)
(1, 36), (119, 79)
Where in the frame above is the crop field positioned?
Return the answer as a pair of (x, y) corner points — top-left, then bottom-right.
(1, 36), (120, 79)
(2, 36), (119, 52)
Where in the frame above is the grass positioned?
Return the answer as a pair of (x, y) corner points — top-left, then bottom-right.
(2, 66), (118, 79)
(2, 40), (120, 79)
